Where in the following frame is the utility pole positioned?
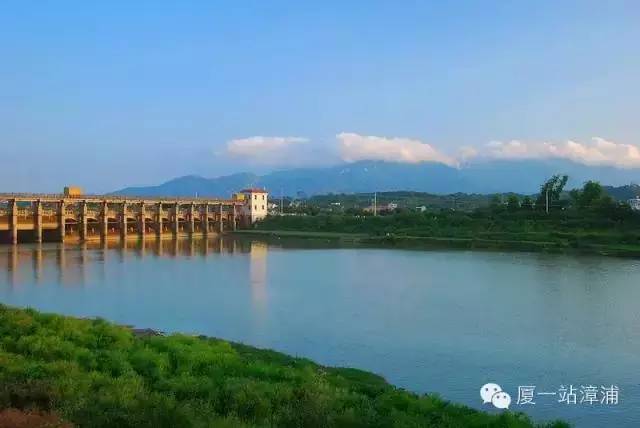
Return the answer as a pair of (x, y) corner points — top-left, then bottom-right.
(373, 192), (377, 216)
(545, 188), (549, 214)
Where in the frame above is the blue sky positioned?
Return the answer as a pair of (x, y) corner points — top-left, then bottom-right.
(1, 1), (639, 192)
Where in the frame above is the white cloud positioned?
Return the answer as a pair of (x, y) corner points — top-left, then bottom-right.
(458, 145), (479, 162)
(336, 132), (458, 167)
(224, 134), (640, 170)
(225, 136), (310, 166)
(227, 136), (308, 156)
(479, 137), (640, 168)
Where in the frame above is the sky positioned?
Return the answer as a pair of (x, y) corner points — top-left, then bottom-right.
(1, 1), (639, 193)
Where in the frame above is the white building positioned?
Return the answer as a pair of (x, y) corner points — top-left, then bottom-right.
(628, 197), (640, 211)
(239, 188), (269, 223)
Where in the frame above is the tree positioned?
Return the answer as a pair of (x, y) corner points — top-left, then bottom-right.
(521, 196), (534, 210)
(507, 195), (520, 212)
(489, 195), (503, 212)
(536, 175), (568, 211)
(570, 180), (604, 209)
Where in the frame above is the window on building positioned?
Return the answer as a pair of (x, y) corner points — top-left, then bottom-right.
(262, 205), (264, 210)
(254, 205), (257, 210)
(262, 195), (265, 200)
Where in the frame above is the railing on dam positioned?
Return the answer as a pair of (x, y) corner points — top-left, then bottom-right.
(0, 192), (242, 204)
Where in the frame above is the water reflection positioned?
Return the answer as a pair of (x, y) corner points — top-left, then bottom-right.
(1, 236), (255, 288)
(32, 244), (42, 282)
(250, 241), (268, 314)
(6, 244), (18, 285)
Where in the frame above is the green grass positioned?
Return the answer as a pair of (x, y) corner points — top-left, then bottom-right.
(234, 230), (367, 239)
(0, 305), (569, 428)
(236, 227), (640, 257)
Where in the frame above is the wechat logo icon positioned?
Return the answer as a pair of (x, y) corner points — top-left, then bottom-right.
(480, 382), (511, 409)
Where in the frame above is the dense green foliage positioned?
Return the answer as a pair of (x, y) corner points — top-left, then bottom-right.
(273, 183), (639, 216)
(297, 191), (493, 213)
(0, 305), (567, 428)
(256, 181), (640, 256)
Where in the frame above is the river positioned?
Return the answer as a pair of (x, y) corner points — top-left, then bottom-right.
(0, 237), (638, 427)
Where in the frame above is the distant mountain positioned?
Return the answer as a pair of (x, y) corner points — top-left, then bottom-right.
(113, 160), (640, 198)
(115, 173), (260, 198)
(604, 184), (640, 201)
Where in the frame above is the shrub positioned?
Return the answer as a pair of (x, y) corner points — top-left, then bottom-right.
(0, 305), (568, 428)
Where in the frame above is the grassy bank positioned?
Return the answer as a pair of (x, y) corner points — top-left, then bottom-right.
(0, 305), (567, 428)
(235, 228), (640, 257)
(233, 229), (368, 240)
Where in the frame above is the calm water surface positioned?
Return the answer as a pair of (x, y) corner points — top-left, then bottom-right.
(1, 237), (639, 427)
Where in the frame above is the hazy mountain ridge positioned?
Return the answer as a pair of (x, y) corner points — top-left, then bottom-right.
(113, 160), (640, 198)
(115, 173), (261, 198)
(603, 184), (640, 201)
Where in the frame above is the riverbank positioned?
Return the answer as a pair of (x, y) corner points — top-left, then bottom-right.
(0, 304), (567, 428)
(234, 229), (640, 258)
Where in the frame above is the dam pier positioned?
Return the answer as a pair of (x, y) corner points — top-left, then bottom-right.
(0, 188), (268, 244)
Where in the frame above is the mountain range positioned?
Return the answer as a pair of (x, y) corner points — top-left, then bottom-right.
(114, 160), (640, 198)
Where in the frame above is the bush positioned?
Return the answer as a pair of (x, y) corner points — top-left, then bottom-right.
(0, 305), (568, 428)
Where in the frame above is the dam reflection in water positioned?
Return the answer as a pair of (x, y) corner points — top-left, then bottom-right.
(2, 237), (267, 289)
